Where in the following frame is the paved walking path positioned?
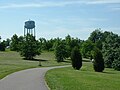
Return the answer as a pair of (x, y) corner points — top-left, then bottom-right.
(0, 65), (70, 90)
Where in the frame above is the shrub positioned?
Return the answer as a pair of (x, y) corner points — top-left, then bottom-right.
(93, 48), (104, 72)
(71, 47), (82, 70)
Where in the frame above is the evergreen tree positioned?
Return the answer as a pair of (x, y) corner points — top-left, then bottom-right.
(71, 47), (82, 70)
(92, 48), (104, 72)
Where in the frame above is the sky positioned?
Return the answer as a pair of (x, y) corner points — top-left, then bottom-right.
(0, 0), (120, 40)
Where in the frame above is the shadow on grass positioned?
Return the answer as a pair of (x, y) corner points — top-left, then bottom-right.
(102, 71), (116, 74)
(62, 60), (71, 63)
(82, 60), (91, 62)
(23, 58), (48, 62)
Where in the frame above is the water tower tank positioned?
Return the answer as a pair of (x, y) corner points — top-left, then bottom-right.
(24, 20), (36, 37)
(24, 20), (35, 29)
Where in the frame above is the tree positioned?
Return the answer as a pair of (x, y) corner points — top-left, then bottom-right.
(112, 48), (120, 71)
(65, 35), (83, 58)
(0, 42), (5, 51)
(112, 58), (120, 71)
(2, 38), (11, 48)
(55, 41), (67, 62)
(104, 49), (114, 68)
(88, 29), (104, 50)
(71, 47), (82, 70)
(81, 40), (95, 58)
(10, 34), (19, 51)
(102, 32), (120, 68)
(0, 36), (5, 51)
(19, 34), (41, 60)
(92, 48), (104, 72)
(88, 29), (103, 43)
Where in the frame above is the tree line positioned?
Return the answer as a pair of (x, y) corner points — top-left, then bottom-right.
(0, 28), (120, 71)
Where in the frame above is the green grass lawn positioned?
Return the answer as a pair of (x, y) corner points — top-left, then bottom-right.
(45, 62), (120, 90)
(0, 51), (70, 79)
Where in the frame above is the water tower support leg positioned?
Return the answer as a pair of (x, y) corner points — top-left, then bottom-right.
(34, 28), (35, 37)
(31, 29), (33, 35)
(24, 28), (25, 36)
(27, 29), (28, 35)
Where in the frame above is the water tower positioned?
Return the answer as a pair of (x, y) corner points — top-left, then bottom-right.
(24, 20), (35, 36)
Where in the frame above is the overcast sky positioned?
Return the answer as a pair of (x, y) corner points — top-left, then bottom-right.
(0, 0), (120, 40)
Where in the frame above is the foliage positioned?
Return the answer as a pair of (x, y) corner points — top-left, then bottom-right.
(10, 34), (19, 51)
(0, 37), (7, 51)
(19, 34), (41, 60)
(112, 58), (120, 71)
(88, 28), (103, 43)
(39, 38), (55, 51)
(0, 42), (5, 51)
(89, 29), (120, 71)
(81, 40), (95, 58)
(71, 47), (82, 70)
(92, 48), (104, 72)
(102, 32), (120, 69)
(55, 41), (67, 62)
(104, 49), (114, 68)
(65, 35), (83, 58)
(112, 48), (120, 71)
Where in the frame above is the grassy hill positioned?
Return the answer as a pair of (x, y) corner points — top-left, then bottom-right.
(45, 62), (120, 90)
(0, 51), (70, 79)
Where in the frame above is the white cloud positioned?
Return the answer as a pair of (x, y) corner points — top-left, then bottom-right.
(87, 0), (120, 4)
(0, 0), (120, 9)
(0, 1), (82, 9)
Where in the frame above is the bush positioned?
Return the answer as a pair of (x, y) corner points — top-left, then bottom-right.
(71, 47), (82, 70)
(93, 48), (104, 72)
(112, 58), (120, 71)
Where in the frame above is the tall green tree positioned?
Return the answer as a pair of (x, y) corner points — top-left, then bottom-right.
(19, 34), (41, 60)
(88, 29), (104, 50)
(92, 48), (104, 72)
(71, 47), (82, 70)
(88, 29), (103, 43)
(10, 34), (19, 51)
(102, 32), (120, 68)
(55, 41), (68, 62)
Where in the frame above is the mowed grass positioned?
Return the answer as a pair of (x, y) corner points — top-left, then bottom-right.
(45, 62), (120, 90)
(0, 51), (70, 79)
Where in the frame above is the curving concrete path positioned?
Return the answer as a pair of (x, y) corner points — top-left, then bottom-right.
(0, 65), (70, 90)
